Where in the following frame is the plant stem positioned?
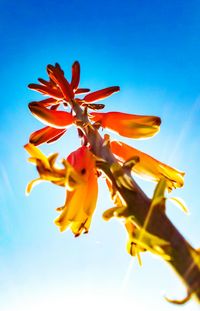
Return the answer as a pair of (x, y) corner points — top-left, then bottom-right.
(71, 99), (200, 303)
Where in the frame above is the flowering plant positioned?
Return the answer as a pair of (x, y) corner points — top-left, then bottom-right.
(24, 60), (200, 304)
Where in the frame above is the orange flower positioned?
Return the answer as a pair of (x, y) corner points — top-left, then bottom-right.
(110, 140), (185, 190)
(24, 144), (98, 236)
(83, 86), (120, 103)
(46, 63), (74, 100)
(28, 61), (119, 108)
(28, 61), (121, 145)
(90, 111), (161, 139)
(29, 126), (67, 146)
(54, 146), (98, 236)
(28, 102), (74, 129)
(28, 62), (84, 101)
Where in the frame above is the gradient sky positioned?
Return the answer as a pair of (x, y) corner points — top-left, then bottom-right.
(0, 1), (200, 310)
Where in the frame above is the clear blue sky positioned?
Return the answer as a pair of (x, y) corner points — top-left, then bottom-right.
(0, 1), (199, 310)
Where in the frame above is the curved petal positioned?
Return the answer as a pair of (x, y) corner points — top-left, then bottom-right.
(71, 61), (80, 91)
(29, 126), (66, 146)
(84, 86), (120, 103)
(28, 83), (63, 99)
(168, 197), (189, 214)
(29, 103), (74, 129)
(91, 112), (161, 139)
(26, 178), (44, 195)
(24, 143), (50, 169)
(29, 98), (58, 108)
(111, 141), (185, 190)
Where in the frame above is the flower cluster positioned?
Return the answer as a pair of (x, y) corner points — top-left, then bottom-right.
(25, 60), (186, 262)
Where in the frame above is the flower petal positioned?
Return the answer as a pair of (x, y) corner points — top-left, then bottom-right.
(168, 197), (189, 214)
(67, 146), (96, 180)
(91, 112), (161, 139)
(54, 146), (98, 235)
(38, 78), (55, 87)
(110, 141), (185, 190)
(54, 170), (98, 235)
(47, 64), (74, 100)
(71, 61), (80, 91)
(47, 129), (66, 144)
(24, 143), (50, 169)
(26, 178), (44, 195)
(75, 88), (90, 95)
(29, 98), (58, 108)
(29, 126), (67, 146)
(28, 83), (63, 99)
(83, 86), (120, 103)
(28, 103), (74, 129)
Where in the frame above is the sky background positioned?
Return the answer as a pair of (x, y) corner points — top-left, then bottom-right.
(0, 0), (200, 310)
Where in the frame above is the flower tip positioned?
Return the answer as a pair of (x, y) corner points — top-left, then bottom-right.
(29, 137), (37, 145)
(73, 60), (80, 66)
(25, 189), (30, 196)
(155, 116), (161, 126)
(46, 64), (54, 72)
(84, 86), (120, 103)
(28, 83), (36, 89)
(54, 219), (66, 232)
(24, 143), (33, 152)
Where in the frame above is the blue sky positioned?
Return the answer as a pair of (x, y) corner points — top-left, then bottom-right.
(0, 0), (200, 310)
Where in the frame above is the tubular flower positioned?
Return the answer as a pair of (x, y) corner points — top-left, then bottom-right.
(90, 111), (161, 139)
(54, 146), (98, 236)
(28, 102), (74, 129)
(25, 144), (98, 236)
(29, 126), (67, 146)
(110, 140), (185, 191)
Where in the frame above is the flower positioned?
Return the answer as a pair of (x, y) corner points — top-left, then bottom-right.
(90, 111), (161, 139)
(110, 140), (185, 190)
(28, 102), (74, 129)
(26, 60), (185, 240)
(24, 143), (98, 236)
(28, 61), (120, 145)
(29, 126), (67, 146)
(54, 146), (98, 236)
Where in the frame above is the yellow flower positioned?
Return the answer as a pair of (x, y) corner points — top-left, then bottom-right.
(24, 144), (98, 236)
(54, 146), (98, 236)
